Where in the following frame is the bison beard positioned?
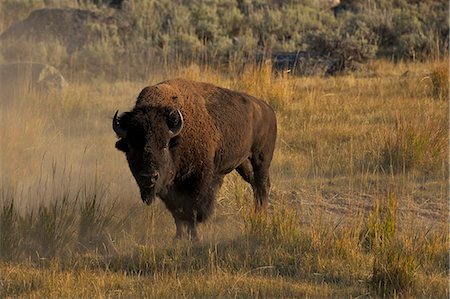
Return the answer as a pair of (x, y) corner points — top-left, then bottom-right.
(113, 79), (277, 240)
(140, 187), (156, 205)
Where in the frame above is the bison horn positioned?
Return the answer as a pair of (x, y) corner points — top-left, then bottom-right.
(169, 109), (184, 137)
(113, 110), (127, 138)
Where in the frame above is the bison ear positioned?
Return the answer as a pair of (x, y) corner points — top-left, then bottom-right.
(166, 108), (183, 137)
(115, 138), (128, 152)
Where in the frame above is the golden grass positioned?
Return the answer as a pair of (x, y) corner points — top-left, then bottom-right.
(430, 61), (449, 100)
(0, 59), (448, 298)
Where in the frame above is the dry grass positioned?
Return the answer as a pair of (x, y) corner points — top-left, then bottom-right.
(0, 59), (448, 298)
(430, 61), (449, 100)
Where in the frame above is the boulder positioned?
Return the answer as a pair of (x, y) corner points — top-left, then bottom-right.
(0, 62), (68, 93)
(256, 51), (346, 76)
(331, 0), (362, 17)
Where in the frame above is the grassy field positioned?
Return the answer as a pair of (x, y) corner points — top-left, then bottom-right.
(0, 59), (448, 298)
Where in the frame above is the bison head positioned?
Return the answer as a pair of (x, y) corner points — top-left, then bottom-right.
(113, 106), (183, 205)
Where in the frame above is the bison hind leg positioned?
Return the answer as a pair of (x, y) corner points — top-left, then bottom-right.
(250, 154), (272, 211)
(236, 159), (254, 186)
(236, 157), (271, 211)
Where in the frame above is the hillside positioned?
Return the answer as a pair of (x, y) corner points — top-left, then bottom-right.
(0, 0), (448, 80)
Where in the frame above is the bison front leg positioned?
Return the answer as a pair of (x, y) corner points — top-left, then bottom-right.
(174, 218), (199, 241)
(174, 218), (186, 239)
(172, 173), (222, 241)
(186, 222), (199, 241)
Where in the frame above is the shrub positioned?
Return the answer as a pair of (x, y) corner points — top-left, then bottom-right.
(1, 0), (448, 80)
(306, 15), (378, 74)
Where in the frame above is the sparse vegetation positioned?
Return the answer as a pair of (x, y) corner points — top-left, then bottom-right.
(0, 1), (448, 298)
(0, 0), (448, 79)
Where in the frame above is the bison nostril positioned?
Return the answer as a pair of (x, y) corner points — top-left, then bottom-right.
(151, 172), (159, 183)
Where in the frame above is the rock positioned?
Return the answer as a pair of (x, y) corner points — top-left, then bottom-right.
(256, 51), (353, 76)
(0, 62), (68, 93)
(107, 0), (130, 10)
(331, 0), (362, 17)
(77, 0), (131, 10)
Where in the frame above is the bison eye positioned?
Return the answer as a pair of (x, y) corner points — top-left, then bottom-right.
(169, 135), (181, 149)
(115, 138), (128, 152)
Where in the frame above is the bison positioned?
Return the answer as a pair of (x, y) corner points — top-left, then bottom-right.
(113, 79), (277, 240)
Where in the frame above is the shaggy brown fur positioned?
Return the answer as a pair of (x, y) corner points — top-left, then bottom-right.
(114, 79), (277, 239)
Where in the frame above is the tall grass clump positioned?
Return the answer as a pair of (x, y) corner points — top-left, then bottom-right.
(0, 171), (123, 261)
(22, 196), (77, 258)
(361, 194), (397, 252)
(235, 62), (295, 110)
(364, 194), (418, 295)
(243, 207), (300, 246)
(0, 199), (21, 260)
(430, 62), (449, 100)
(378, 115), (447, 175)
(78, 195), (117, 251)
(372, 240), (418, 296)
